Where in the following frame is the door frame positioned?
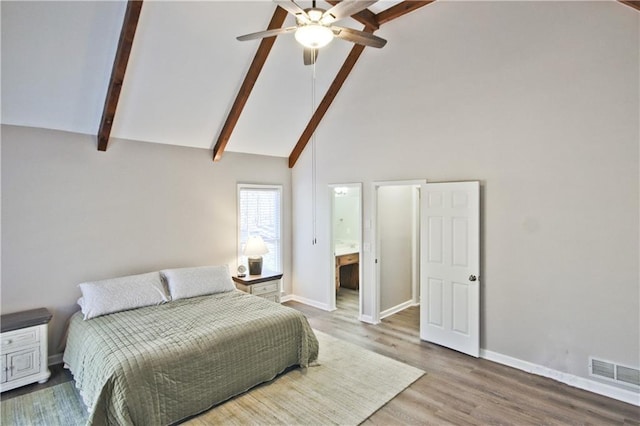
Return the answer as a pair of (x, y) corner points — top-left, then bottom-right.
(328, 183), (363, 316)
(371, 179), (426, 324)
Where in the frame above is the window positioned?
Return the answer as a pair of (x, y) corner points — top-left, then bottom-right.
(237, 184), (282, 273)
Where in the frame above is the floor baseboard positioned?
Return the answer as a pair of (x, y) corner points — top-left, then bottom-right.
(48, 353), (63, 366)
(380, 299), (415, 320)
(480, 349), (640, 406)
(287, 294), (334, 312)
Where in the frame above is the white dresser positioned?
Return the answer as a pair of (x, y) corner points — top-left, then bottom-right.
(1, 308), (52, 392)
(232, 271), (283, 303)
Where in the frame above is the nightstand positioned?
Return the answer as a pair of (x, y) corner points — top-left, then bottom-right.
(1, 308), (52, 392)
(233, 271), (283, 303)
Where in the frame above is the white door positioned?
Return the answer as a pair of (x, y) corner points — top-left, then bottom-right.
(420, 181), (480, 357)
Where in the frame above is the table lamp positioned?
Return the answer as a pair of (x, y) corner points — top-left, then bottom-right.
(243, 236), (269, 275)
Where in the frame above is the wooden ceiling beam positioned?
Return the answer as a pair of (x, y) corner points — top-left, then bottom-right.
(97, 0), (143, 151)
(288, 1), (436, 167)
(619, 0), (640, 11)
(213, 6), (288, 162)
(325, 1), (379, 29)
(376, 0), (434, 25)
(288, 27), (374, 168)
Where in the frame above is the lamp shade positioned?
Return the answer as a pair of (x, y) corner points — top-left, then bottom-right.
(243, 236), (269, 257)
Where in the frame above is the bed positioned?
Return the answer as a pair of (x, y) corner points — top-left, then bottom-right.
(63, 267), (319, 426)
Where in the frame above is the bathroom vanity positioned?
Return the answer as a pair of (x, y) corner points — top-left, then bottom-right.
(335, 243), (359, 291)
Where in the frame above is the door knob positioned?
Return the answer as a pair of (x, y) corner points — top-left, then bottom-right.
(469, 275), (477, 282)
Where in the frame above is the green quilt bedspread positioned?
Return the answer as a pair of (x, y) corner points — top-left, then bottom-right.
(63, 290), (319, 425)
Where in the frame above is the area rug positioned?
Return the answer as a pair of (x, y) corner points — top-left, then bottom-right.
(1, 379), (87, 426)
(1, 330), (424, 425)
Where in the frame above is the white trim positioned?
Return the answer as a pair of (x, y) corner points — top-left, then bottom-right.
(280, 294), (294, 303)
(372, 179), (427, 187)
(480, 349), (640, 406)
(411, 186), (421, 305)
(287, 294), (336, 312)
(370, 183), (380, 324)
(48, 352), (63, 366)
(380, 299), (415, 320)
(358, 314), (379, 325)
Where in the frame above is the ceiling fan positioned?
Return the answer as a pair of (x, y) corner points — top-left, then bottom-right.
(237, 0), (387, 65)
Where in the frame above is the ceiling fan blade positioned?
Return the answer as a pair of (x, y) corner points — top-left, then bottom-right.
(332, 26), (387, 48)
(303, 48), (319, 66)
(274, 0), (310, 22)
(322, 0), (377, 24)
(237, 26), (297, 42)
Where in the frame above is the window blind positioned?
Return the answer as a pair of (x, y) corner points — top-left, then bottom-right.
(238, 185), (282, 273)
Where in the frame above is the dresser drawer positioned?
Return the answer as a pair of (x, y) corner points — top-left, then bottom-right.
(1, 327), (39, 353)
(251, 281), (279, 296)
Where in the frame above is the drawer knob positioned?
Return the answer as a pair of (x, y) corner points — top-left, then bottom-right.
(3, 340), (12, 345)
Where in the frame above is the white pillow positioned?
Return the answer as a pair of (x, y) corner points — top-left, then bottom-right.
(78, 272), (169, 320)
(161, 265), (235, 300)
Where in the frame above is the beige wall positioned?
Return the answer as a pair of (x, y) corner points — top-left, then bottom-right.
(378, 185), (415, 312)
(292, 1), (639, 390)
(1, 125), (292, 357)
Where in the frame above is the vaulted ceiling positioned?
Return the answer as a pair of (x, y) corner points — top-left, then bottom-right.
(2, 1), (638, 166)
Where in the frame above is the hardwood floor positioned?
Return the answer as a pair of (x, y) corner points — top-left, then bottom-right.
(288, 288), (640, 425)
(2, 290), (638, 425)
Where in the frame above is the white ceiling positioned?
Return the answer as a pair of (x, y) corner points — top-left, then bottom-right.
(1, 1), (418, 158)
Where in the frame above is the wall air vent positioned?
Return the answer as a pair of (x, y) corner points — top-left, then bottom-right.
(591, 359), (615, 379)
(590, 357), (640, 388)
(617, 365), (640, 387)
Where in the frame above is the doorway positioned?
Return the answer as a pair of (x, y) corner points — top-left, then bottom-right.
(329, 183), (362, 317)
(370, 180), (481, 357)
(372, 181), (422, 324)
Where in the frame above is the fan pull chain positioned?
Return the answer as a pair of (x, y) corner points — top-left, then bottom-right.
(311, 50), (317, 246)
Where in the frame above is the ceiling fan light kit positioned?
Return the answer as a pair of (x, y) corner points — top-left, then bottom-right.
(237, 0), (387, 65)
(295, 24), (334, 48)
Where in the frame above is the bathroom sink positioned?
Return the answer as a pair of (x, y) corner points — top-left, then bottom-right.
(335, 244), (359, 256)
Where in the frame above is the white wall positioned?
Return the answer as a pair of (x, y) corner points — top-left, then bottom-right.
(1, 125), (292, 357)
(291, 1), (639, 391)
